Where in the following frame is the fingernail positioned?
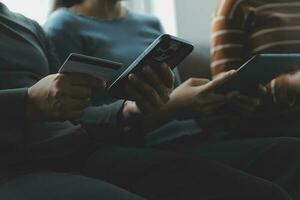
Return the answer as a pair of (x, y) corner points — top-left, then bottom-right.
(229, 70), (237, 75)
(102, 81), (107, 88)
(128, 74), (137, 81)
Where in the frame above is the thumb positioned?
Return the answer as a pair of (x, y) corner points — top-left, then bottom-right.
(203, 70), (236, 93)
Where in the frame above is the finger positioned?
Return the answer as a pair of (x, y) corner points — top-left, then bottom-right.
(231, 98), (259, 112)
(198, 97), (227, 111)
(207, 93), (228, 102)
(197, 102), (226, 116)
(234, 95), (262, 107)
(226, 91), (239, 100)
(187, 78), (210, 87)
(258, 84), (267, 95)
(64, 73), (106, 88)
(192, 102), (226, 120)
(140, 66), (169, 102)
(159, 63), (175, 89)
(66, 86), (92, 99)
(231, 102), (256, 113)
(203, 70), (236, 93)
(128, 74), (164, 107)
(126, 85), (153, 114)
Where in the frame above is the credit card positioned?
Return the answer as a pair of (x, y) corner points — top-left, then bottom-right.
(59, 53), (123, 81)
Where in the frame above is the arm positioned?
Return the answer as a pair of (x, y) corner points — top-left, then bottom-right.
(212, 1), (272, 112)
(78, 100), (124, 125)
(140, 71), (237, 133)
(42, 22), (125, 125)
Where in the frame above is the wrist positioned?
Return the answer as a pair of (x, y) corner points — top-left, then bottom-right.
(26, 87), (42, 121)
(119, 101), (142, 124)
(138, 103), (176, 133)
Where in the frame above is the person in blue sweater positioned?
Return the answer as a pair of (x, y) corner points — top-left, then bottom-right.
(44, 0), (202, 144)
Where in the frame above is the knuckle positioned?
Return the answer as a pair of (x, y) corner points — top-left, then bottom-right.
(52, 89), (64, 99)
(148, 88), (157, 98)
(202, 79), (210, 83)
(187, 78), (196, 84)
(163, 95), (170, 103)
(55, 74), (66, 85)
(53, 99), (64, 110)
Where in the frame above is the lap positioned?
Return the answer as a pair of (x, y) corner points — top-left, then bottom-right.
(82, 146), (290, 200)
(0, 171), (144, 200)
(164, 137), (300, 198)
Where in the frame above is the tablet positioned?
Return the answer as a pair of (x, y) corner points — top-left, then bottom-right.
(215, 54), (300, 94)
(107, 34), (194, 99)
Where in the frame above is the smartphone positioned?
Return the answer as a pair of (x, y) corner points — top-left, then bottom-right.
(215, 54), (300, 94)
(107, 34), (194, 99)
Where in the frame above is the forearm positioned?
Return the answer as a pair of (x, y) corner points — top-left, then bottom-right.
(79, 100), (125, 125)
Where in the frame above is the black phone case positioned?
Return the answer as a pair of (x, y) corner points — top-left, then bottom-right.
(107, 34), (194, 99)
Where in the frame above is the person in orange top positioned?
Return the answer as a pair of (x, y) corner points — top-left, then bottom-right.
(211, 0), (300, 135)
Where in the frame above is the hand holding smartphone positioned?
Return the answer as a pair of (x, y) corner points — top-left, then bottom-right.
(107, 34), (194, 99)
(59, 34), (194, 100)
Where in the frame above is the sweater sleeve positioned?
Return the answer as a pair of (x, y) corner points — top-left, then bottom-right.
(270, 72), (300, 106)
(79, 100), (125, 125)
(0, 88), (28, 120)
(211, 0), (247, 76)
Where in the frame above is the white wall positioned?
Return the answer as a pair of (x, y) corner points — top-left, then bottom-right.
(173, 0), (220, 79)
(1, 0), (52, 24)
(124, 0), (177, 35)
(125, 0), (220, 78)
(174, 0), (219, 45)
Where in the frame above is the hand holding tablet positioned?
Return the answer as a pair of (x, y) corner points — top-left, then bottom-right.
(215, 54), (300, 94)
